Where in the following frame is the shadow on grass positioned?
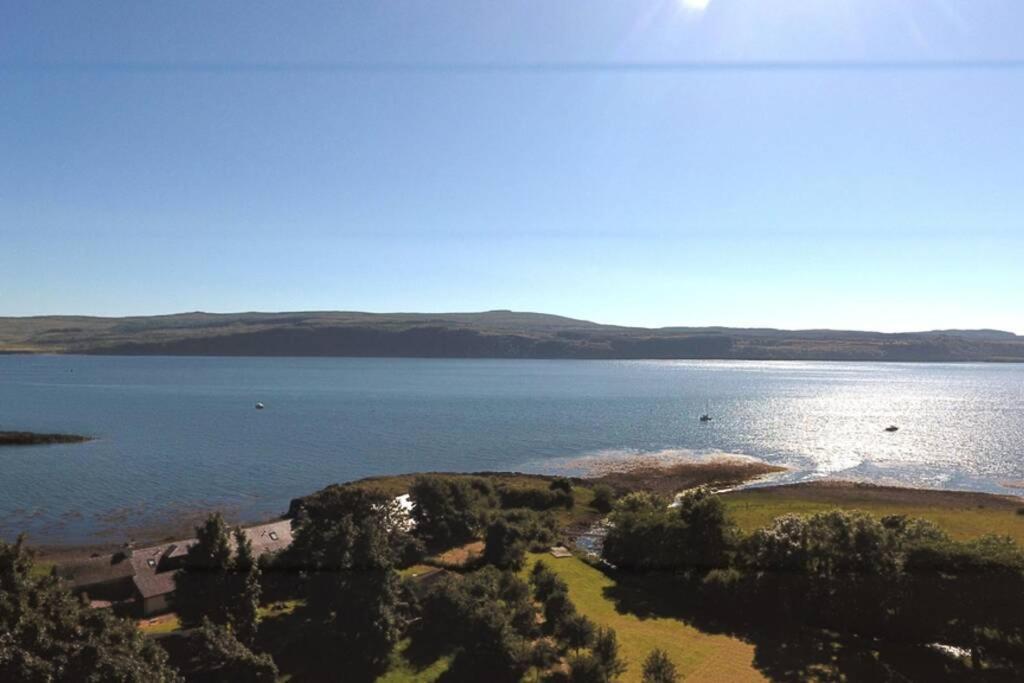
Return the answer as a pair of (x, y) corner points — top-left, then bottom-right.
(597, 567), (996, 682)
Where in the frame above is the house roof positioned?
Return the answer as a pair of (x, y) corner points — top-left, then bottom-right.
(241, 519), (293, 555)
(132, 569), (178, 599)
(58, 555), (136, 588)
(59, 519), (294, 600)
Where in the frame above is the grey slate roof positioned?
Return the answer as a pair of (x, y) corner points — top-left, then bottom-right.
(59, 519), (294, 602)
(58, 554), (135, 589)
(132, 568), (178, 599)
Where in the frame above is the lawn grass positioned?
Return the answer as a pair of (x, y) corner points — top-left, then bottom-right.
(257, 599), (302, 620)
(523, 553), (765, 683)
(722, 483), (1024, 544)
(138, 614), (181, 635)
(28, 559), (55, 580)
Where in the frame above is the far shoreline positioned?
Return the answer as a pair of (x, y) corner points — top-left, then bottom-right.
(4, 350), (1024, 364)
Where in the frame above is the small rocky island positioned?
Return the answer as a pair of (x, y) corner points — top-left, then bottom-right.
(0, 431), (92, 446)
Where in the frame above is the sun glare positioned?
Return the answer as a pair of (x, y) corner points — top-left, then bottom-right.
(680, 0), (711, 12)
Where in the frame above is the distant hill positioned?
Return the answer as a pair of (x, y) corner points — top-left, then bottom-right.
(1, 310), (1022, 362)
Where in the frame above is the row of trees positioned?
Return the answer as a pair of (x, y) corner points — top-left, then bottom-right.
(409, 475), (578, 550)
(603, 487), (1024, 673)
(411, 562), (635, 682)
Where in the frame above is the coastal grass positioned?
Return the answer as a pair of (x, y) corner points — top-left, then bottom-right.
(723, 483), (1024, 544)
(523, 553), (765, 683)
(28, 559), (55, 580)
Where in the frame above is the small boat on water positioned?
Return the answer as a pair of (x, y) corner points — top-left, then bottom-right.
(255, 402), (265, 410)
(699, 401), (712, 422)
(884, 425), (899, 432)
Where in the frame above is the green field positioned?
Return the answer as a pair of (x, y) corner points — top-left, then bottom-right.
(722, 483), (1024, 544)
(523, 554), (765, 683)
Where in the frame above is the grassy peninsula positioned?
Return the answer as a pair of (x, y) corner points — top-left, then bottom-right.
(0, 430), (91, 446)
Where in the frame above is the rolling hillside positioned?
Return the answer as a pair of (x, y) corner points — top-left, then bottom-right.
(1, 310), (1022, 361)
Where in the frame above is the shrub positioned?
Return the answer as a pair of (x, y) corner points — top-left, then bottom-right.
(530, 560), (567, 603)
(592, 484), (615, 513)
(483, 515), (527, 570)
(410, 475), (496, 547)
(497, 483), (574, 511)
(550, 477), (574, 494)
(191, 619), (278, 682)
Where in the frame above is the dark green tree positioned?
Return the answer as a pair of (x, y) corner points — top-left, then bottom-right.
(226, 527), (261, 646)
(295, 506), (403, 676)
(568, 651), (610, 683)
(543, 587), (577, 633)
(641, 648), (679, 683)
(409, 475), (495, 548)
(189, 619), (277, 683)
(0, 536), (180, 682)
(591, 484), (615, 513)
(561, 611), (597, 651)
(592, 626), (627, 679)
(530, 560), (566, 603)
(175, 513), (234, 626)
(414, 568), (537, 683)
(674, 486), (732, 569)
(483, 515), (527, 570)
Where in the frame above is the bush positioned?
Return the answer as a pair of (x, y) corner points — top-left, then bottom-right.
(497, 483), (574, 511)
(1017, 507), (1024, 516)
(592, 484), (615, 513)
(568, 651), (611, 683)
(413, 568), (538, 683)
(483, 515), (527, 570)
(530, 560), (567, 603)
(410, 475), (496, 547)
(496, 508), (559, 550)
(550, 477), (574, 494)
(191, 619), (278, 683)
(604, 487), (732, 572)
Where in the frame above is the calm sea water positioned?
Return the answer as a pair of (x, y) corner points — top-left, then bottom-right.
(1, 355), (1022, 544)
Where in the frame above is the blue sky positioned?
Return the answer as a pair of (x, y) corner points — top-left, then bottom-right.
(2, 1), (1022, 333)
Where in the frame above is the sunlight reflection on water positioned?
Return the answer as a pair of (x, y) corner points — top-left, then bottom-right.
(1, 356), (1022, 543)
